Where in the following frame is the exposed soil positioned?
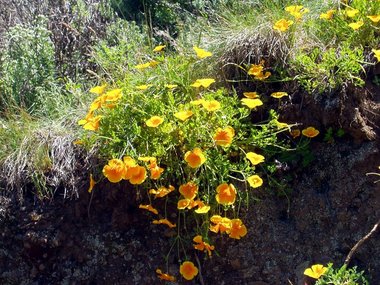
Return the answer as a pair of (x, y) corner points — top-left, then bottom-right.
(1, 82), (380, 285)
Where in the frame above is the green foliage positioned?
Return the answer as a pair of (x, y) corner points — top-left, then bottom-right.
(292, 43), (365, 93)
(316, 263), (369, 285)
(0, 15), (56, 112)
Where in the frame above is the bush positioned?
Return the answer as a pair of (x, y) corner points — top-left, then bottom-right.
(0, 15), (55, 112)
(316, 263), (369, 285)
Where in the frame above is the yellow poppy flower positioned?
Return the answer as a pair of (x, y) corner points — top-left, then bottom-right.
(179, 261), (198, 281)
(194, 203), (210, 214)
(190, 98), (205, 105)
(241, 98), (263, 109)
(102, 159), (127, 183)
(285, 5), (309, 20)
(243, 92), (259, 98)
(228, 219), (247, 239)
(179, 182), (198, 200)
(164, 84), (178, 89)
(346, 8), (359, 18)
(247, 175), (263, 188)
(136, 84), (152, 90)
(156, 269), (175, 282)
(149, 185), (175, 198)
(79, 114), (102, 131)
(153, 45), (166, 52)
(304, 264), (328, 279)
(215, 183), (237, 206)
(367, 15), (380, 23)
(193, 46), (212, 59)
(320, 9), (336, 20)
(174, 110), (194, 121)
(247, 64), (264, 76)
(302, 126), (319, 138)
(372, 49), (380, 62)
(135, 62), (151, 70)
(89, 95), (106, 112)
(177, 199), (191, 210)
(139, 204), (158, 215)
(89, 84), (107, 95)
(348, 20), (364, 30)
(184, 148), (206, 168)
(146, 116), (164, 128)
(88, 174), (96, 193)
(255, 71), (271, 80)
(104, 88), (122, 102)
(246, 152), (265, 165)
(213, 126), (235, 147)
(273, 19), (294, 32)
(190, 78), (215, 88)
(275, 120), (290, 129)
(202, 100), (221, 111)
(271, 91), (288, 99)
(152, 218), (176, 228)
(149, 60), (159, 67)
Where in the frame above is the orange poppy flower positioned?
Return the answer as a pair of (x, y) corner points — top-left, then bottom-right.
(246, 152), (265, 165)
(302, 126), (319, 138)
(122, 156), (137, 180)
(290, 129), (301, 138)
(209, 215), (232, 233)
(152, 218), (176, 228)
(150, 165), (164, 180)
(215, 183), (237, 206)
(177, 199), (192, 210)
(228, 219), (247, 239)
(149, 185), (175, 198)
(128, 165), (146, 185)
(156, 269), (175, 282)
(193, 235), (215, 256)
(88, 174), (96, 193)
(146, 116), (164, 127)
(139, 204), (158, 215)
(179, 182), (198, 200)
(179, 261), (198, 281)
(213, 126), (235, 147)
(184, 148), (206, 168)
(102, 159), (127, 183)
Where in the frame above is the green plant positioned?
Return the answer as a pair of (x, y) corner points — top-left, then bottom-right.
(292, 43), (365, 93)
(316, 263), (369, 285)
(0, 15), (56, 112)
(77, 44), (305, 281)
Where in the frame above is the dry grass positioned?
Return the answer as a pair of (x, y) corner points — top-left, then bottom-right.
(0, 122), (98, 201)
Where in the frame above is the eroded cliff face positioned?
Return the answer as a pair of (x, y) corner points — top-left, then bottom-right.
(1, 80), (379, 285)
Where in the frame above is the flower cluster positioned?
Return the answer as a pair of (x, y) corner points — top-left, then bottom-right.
(79, 43), (298, 282)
